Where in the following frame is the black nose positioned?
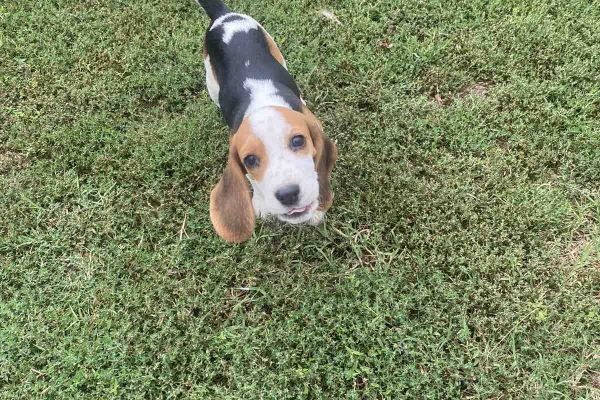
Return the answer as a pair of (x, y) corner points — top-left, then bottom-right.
(275, 184), (300, 206)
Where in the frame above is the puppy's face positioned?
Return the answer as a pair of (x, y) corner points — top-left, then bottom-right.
(210, 106), (337, 243)
(243, 107), (320, 224)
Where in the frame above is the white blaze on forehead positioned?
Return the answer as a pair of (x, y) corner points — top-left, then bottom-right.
(248, 107), (288, 145)
(210, 13), (259, 44)
(243, 79), (291, 118)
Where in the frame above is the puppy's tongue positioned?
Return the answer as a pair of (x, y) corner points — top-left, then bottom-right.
(287, 205), (309, 215)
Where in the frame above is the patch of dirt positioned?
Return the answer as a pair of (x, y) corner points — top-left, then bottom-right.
(458, 82), (492, 99)
(0, 148), (27, 174)
(495, 136), (510, 151)
(432, 88), (451, 107)
(558, 232), (600, 294)
(560, 234), (595, 267)
(592, 371), (600, 389)
(376, 38), (393, 50)
(592, 372), (600, 390)
(571, 366), (600, 397)
(431, 81), (494, 107)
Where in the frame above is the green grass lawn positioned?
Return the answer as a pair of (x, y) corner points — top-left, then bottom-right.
(1, 0), (599, 398)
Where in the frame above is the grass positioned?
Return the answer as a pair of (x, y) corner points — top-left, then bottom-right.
(1, 0), (599, 398)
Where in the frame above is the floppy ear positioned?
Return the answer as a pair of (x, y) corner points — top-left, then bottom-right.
(302, 105), (338, 211)
(210, 137), (255, 243)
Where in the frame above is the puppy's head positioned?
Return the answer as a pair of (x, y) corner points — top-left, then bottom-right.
(210, 106), (337, 243)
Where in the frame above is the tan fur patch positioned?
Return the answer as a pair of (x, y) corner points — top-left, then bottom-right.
(262, 29), (286, 67)
(233, 119), (269, 182)
(209, 141), (255, 243)
(275, 107), (316, 157)
(300, 105), (338, 211)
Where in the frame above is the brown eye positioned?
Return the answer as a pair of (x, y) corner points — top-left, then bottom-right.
(243, 155), (260, 169)
(290, 135), (306, 150)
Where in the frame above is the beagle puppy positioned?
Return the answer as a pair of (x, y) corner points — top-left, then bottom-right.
(197, 0), (338, 243)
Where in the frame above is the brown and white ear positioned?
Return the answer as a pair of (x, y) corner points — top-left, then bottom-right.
(302, 105), (338, 211)
(210, 139), (255, 243)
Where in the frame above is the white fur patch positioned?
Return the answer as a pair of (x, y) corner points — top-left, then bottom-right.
(243, 79), (291, 118)
(204, 56), (220, 106)
(211, 13), (259, 44)
(210, 12), (240, 30)
(211, 13), (287, 70)
(245, 60), (251, 67)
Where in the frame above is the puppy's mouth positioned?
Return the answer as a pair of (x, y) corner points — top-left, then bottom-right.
(280, 202), (317, 220)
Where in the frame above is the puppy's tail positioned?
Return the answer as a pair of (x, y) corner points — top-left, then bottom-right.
(196, 0), (230, 20)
